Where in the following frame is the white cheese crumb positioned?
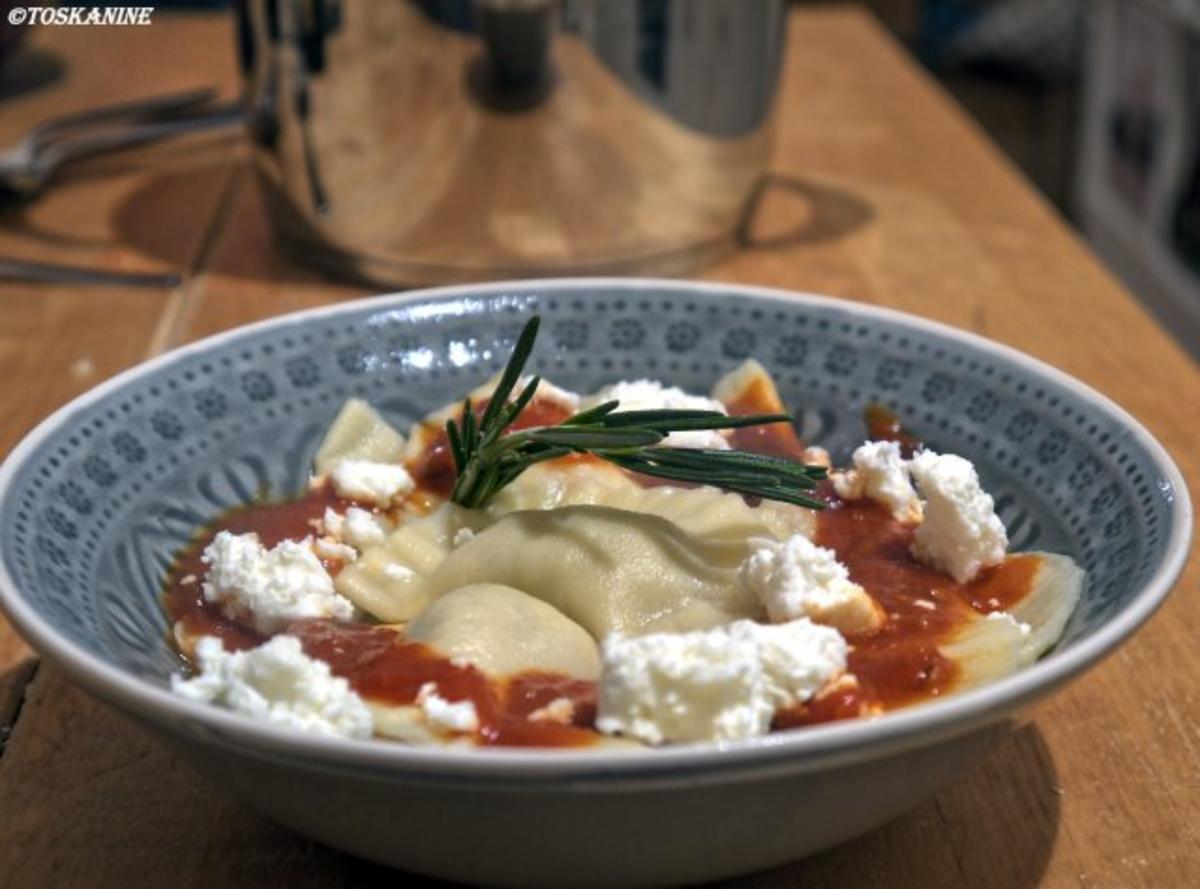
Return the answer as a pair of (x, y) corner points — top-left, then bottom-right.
(823, 672), (860, 694)
(528, 697), (575, 724)
(314, 536), (357, 563)
(321, 507), (344, 539)
(323, 505), (388, 550)
(343, 508), (389, 548)
(738, 535), (883, 634)
(201, 531), (353, 634)
(830, 470), (862, 500)
(596, 618), (847, 745)
(170, 635), (373, 739)
(416, 682), (480, 734)
(330, 459), (414, 506)
(751, 619), (853, 709)
(830, 440), (922, 523)
(451, 527), (476, 548)
(585, 379), (731, 450)
(908, 450), (1009, 583)
(597, 626), (762, 745)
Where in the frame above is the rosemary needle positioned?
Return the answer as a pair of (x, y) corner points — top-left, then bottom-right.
(446, 316), (827, 509)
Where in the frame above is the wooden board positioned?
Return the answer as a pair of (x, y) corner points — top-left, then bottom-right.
(1, 8), (1198, 888)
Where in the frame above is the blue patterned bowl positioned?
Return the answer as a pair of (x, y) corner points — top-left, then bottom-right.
(0, 280), (1190, 887)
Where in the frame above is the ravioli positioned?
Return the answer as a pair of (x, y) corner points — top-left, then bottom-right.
(333, 502), (490, 622)
(313, 398), (407, 475)
(338, 463), (813, 625)
(489, 462), (813, 543)
(407, 583), (600, 680)
(428, 506), (763, 638)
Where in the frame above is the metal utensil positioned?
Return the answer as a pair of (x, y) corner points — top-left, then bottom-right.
(239, 0), (787, 285)
(0, 87), (241, 199)
(0, 257), (182, 288)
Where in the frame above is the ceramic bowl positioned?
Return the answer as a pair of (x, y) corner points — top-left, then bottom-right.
(0, 280), (1190, 888)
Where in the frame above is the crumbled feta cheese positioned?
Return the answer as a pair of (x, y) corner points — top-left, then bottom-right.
(322, 505), (388, 550)
(416, 682), (480, 734)
(596, 626), (763, 745)
(830, 470), (862, 500)
(830, 472), (859, 499)
(596, 618), (846, 745)
(586, 379), (731, 450)
(171, 635), (373, 739)
(345, 508), (388, 546)
(330, 460), (414, 506)
(751, 619), (853, 709)
(528, 697), (575, 724)
(831, 441), (922, 523)
(451, 527), (476, 548)
(738, 535), (883, 634)
(201, 531), (353, 634)
(321, 507), (345, 539)
(908, 451), (1009, 583)
(822, 672), (861, 694)
(314, 536), (357, 563)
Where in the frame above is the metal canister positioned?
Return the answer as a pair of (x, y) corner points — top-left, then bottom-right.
(237, 0), (787, 284)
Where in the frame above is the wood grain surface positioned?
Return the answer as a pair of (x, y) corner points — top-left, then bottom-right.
(1, 8), (1198, 889)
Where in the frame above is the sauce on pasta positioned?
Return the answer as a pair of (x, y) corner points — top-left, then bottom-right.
(289, 620), (598, 747)
(164, 393), (1041, 745)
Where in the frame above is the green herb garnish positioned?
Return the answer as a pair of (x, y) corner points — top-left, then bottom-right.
(446, 316), (828, 510)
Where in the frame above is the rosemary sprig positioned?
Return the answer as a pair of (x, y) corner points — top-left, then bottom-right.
(446, 316), (828, 509)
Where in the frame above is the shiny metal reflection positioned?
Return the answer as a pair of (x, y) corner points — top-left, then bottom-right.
(238, 0), (787, 285)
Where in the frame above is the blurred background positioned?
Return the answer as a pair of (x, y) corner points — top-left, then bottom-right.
(1, 0), (1197, 357)
(863, 0), (1200, 359)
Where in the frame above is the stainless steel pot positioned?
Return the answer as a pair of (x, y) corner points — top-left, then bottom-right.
(236, 0), (787, 285)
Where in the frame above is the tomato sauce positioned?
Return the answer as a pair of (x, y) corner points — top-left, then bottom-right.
(810, 497), (1038, 715)
(773, 681), (872, 729)
(288, 619), (599, 747)
(864, 403), (923, 457)
(163, 484), (345, 652)
(163, 387), (1041, 746)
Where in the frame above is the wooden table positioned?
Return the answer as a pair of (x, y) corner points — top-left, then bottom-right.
(1, 8), (1197, 888)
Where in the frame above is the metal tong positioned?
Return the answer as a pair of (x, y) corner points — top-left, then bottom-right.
(0, 87), (241, 200)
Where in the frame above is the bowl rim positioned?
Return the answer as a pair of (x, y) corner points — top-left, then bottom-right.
(0, 277), (1192, 781)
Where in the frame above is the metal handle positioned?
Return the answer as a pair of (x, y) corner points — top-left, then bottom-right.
(37, 102), (242, 172)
